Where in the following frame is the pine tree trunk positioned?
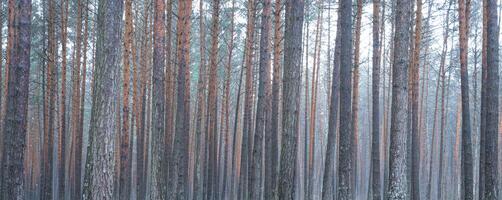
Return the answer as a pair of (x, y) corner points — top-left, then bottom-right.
(119, 0), (133, 198)
(410, 0), (422, 199)
(41, 0), (56, 197)
(371, 0), (381, 198)
(239, 0), (257, 199)
(458, 0), (473, 199)
(266, 0), (282, 199)
(86, 0), (123, 198)
(0, 0), (31, 197)
(337, 0), (354, 198)
(482, 0), (499, 198)
(207, 0), (220, 199)
(351, 2), (362, 192)
(152, 0), (166, 196)
(173, 0), (192, 198)
(250, 0), (272, 198)
(388, 0), (413, 198)
(322, 6), (341, 199)
(278, 0), (304, 199)
(58, 0), (69, 197)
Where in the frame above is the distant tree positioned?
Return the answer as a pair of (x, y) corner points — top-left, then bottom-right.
(371, 0), (382, 198)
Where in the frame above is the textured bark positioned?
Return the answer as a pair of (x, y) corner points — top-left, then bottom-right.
(371, 0), (381, 199)
(278, 0), (304, 199)
(337, 0), (354, 198)
(250, 0), (272, 199)
(388, 0), (412, 198)
(119, 0), (133, 198)
(0, 0), (31, 197)
(458, 0), (473, 199)
(266, 0), (282, 199)
(482, 0), (499, 198)
(58, 0), (69, 197)
(478, 1), (487, 198)
(173, 0), (192, 198)
(322, 6), (341, 200)
(152, 0), (166, 196)
(207, 0), (220, 199)
(41, 0), (56, 197)
(410, 0), (422, 199)
(87, 0), (123, 198)
(239, 0), (257, 199)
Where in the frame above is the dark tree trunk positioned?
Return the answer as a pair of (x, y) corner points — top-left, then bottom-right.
(336, 0), (354, 198)
(371, 0), (381, 199)
(173, 0), (192, 198)
(250, 0), (272, 198)
(458, 0), (473, 199)
(388, 0), (413, 198)
(482, 0), (499, 198)
(278, 0), (304, 199)
(0, 0), (31, 197)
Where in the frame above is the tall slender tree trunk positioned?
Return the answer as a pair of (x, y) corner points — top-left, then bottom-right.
(370, 0), (382, 198)
(479, 0), (488, 198)
(250, 0), (272, 199)
(163, 0), (174, 197)
(458, 0), (473, 199)
(0, 0), (31, 197)
(482, 0), (499, 198)
(70, 0), (84, 197)
(337, 0), (354, 198)
(266, 0), (282, 199)
(173, 0), (193, 198)
(58, 0), (69, 197)
(239, 0), (257, 199)
(194, 0), (207, 198)
(207, 0), (220, 199)
(42, 0), (56, 197)
(410, 0), (422, 199)
(351, 1), (362, 192)
(388, 0), (413, 198)
(152, 0), (166, 196)
(322, 4), (342, 199)
(278, 0), (304, 199)
(119, 0), (133, 198)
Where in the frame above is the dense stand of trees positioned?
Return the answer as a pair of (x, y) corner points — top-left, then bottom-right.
(0, 0), (500, 199)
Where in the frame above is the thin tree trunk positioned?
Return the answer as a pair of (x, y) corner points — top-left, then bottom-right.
(266, 0), (282, 199)
(58, 0), (69, 197)
(458, 0), (473, 199)
(41, 0), (56, 196)
(207, 0), (220, 199)
(370, 0), (381, 198)
(409, 0), (422, 199)
(239, 0), (257, 199)
(351, 1), (362, 193)
(322, 3), (342, 199)
(250, 0), (272, 198)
